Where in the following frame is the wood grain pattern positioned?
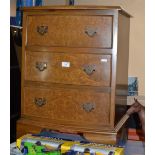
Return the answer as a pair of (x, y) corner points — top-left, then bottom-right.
(27, 15), (113, 48)
(23, 86), (111, 127)
(16, 119), (117, 144)
(25, 51), (111, 86)
(25, 46), (113, 54)
(21, 5), (131, 17)
(83, 132), (117, 144)
(17, 6), (130, 144)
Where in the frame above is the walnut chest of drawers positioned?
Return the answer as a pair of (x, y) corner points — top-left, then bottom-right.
(17, 6), (130, 144)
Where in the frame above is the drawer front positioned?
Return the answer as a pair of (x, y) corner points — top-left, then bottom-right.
(23, 87), (111, 126)
(25, 52), (111, 87)
(27, 15), (113, 48)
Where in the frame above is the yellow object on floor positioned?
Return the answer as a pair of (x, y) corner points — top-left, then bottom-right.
(16, 134), (125, 155)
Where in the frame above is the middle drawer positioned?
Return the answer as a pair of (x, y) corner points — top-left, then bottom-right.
(25, 51), (111, 87)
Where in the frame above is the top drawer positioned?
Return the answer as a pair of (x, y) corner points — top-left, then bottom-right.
(26, 15), (113, 48)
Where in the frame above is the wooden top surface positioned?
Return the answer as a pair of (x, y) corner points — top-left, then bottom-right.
(21, 5), (131, 17)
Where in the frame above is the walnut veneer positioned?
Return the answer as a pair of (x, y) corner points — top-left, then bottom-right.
(17, 6), (130, 144)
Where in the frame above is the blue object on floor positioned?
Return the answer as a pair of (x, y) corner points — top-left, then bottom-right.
(33, 130), (89, 143)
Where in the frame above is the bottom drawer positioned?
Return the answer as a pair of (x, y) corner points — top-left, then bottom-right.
(23, 86), (111, 128)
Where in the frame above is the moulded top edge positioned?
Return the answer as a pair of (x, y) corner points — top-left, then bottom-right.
(21, 5), (131, 17)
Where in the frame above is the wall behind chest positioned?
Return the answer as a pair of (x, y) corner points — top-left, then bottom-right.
(10, 0), (16, 16)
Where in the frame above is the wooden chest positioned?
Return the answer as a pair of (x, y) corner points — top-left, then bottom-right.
(17, 6), (130, 144)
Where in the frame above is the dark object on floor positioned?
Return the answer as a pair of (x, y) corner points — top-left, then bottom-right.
(10, 26), (21, 143)
(33, 129), (89, 143)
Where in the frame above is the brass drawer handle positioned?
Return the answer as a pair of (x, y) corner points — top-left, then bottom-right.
(37, 26), (48, 35)
(85, 27), (97, 37)
(36, 62), (47, 72)
(82, 103), (95, 112)
(83, 65), (96, 75)
(34, 98), (46, 107)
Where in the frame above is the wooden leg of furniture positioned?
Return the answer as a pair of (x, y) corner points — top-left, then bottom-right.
(16, 119), (43, 138)
(83, 132), (117, 144)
